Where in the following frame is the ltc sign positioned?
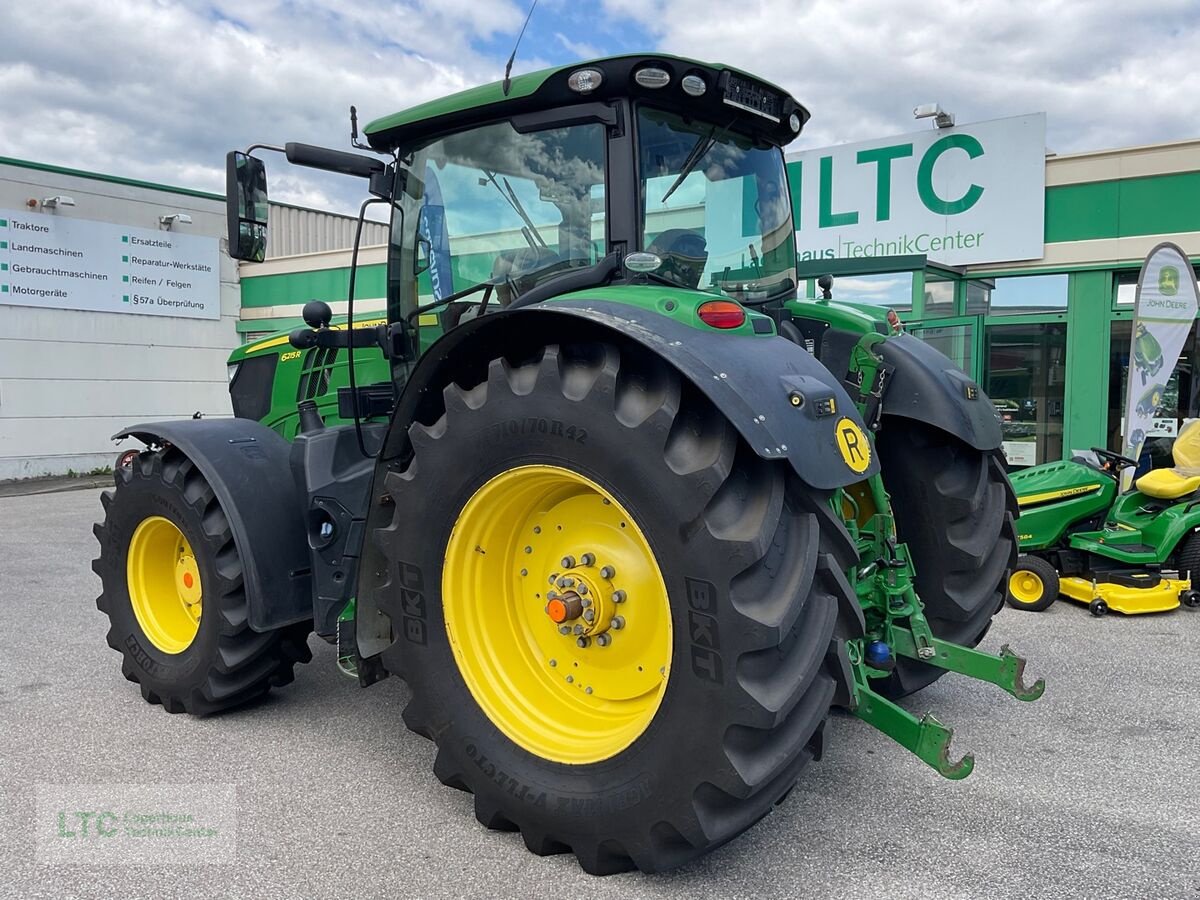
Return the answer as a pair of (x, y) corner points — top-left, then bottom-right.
(789, 113), (1046, 267)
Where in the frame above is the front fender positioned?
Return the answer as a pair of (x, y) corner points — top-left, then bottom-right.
(114, 418), (312, 632)
(385, 300), (879, 490)
(877, 332), (1002, 451)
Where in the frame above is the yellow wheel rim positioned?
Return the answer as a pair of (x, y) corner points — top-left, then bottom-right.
(126, 516), (203, 654)
(1009, 569), (1044, 604)
(443, 465), (672, 765)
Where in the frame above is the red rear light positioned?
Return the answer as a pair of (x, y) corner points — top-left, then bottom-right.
(697, 300), (746, 329)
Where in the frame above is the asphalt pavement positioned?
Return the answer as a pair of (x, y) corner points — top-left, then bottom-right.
(2, 487), (1198, 899)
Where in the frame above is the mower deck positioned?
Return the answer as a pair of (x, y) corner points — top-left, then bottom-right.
(1059, 574), (1188, 615)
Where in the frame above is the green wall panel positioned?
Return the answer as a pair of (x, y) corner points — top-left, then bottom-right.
(1045, 172), (1200, 244)
(240, 264), (387, 308)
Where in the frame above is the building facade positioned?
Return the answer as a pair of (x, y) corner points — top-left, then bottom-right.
(0, 157), (241, 479)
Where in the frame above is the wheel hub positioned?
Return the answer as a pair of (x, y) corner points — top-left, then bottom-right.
(1010, 571), (1043, 603)
(126, 515), (203, 654)
(544, 564), (619, 639)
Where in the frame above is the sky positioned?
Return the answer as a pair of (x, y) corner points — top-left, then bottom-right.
(1, 0), (1198, 215)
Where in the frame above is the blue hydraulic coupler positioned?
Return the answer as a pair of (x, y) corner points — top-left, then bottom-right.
(865, 640), (893, 669)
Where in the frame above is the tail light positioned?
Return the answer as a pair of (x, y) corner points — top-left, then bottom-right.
(697, 300), (746, 329)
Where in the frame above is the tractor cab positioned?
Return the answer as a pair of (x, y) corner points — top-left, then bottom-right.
(227, 55), (809, 392)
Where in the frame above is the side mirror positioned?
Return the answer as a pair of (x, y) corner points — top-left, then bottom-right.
(225, 151), (269, 263)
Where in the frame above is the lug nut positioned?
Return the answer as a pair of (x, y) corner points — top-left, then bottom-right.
(547, 590), (559, 601)
(596, 633), (612, 647)
(558, 625), (571, 635)
(612, 590), (627, 603)
(600, 566), (615, 579)
(577, 584), (588, 595)
(576, 636), (591, 648)
(610, 616), (625, 630)
(583, 609), (595, 623)
(573, 624), (584, 635)
(548, 573), (559, 585)
(561, 555), (576, 568)
(580, 598), (592, 608)
(581, 553), (596, 566)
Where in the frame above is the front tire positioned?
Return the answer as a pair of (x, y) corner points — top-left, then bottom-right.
(363, 342), (858, 873)
(93, 448), (311, 715)
(876, 419), (1018, 697)
(1006, 555), (1059, 612)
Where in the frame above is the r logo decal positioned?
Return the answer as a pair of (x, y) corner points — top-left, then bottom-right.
(834, 417), (871, 474)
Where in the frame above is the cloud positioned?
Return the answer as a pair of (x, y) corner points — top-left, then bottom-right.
(0, 0), (1193, 226)
(601, 0), (1200, 154)
(0, 0), (522, 213)
(554, 32), (602, 59)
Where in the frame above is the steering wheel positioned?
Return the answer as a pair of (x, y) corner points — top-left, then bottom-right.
(1090, 447), (1139, 473)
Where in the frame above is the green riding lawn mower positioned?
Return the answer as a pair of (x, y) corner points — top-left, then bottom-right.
(1008, 421), (1200, 616)
(92, 54), (1043, 874)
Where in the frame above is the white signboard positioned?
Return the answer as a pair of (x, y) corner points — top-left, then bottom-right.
(790, 114), (1046, 267)
(0, 209), (219, 319)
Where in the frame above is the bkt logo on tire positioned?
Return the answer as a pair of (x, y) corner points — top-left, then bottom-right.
(685, 577), (723, 684)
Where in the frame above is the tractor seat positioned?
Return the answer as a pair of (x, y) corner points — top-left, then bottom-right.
(1135, 420), (1200, 499)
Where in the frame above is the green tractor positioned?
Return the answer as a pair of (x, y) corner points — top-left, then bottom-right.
(1007, 423), (1200, 615)
(94, 54), (1042, 873)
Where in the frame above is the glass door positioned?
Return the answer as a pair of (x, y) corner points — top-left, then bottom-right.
(984, 318), (1067, 468)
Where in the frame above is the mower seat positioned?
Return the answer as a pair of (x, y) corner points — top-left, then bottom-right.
(1135, 420), (1200, 499)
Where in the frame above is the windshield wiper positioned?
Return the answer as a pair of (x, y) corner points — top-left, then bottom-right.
(660, 125), (718, 204)
(480, 169), (548, 250)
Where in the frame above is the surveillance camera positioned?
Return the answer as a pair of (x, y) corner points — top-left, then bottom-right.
(913, 103), (955, 128)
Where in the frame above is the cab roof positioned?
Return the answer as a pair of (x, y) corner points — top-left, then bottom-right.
(363, 53), (809, 152)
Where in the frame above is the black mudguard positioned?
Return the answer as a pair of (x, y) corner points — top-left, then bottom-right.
(877, 332), (1002, 451)
(381, 300), (880, 490)
(114, 418), (312, 632)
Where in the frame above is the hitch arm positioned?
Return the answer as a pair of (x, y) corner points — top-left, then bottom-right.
(889, 626), (1046, 702)
(852, 685), (974, 780)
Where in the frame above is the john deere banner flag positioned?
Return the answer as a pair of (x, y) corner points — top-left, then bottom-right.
(1122, 242), (1200, 472)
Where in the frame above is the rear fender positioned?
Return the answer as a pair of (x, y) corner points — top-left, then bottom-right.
(114, 418), (312, 632)
(877, 332), (1002, 451)
(379, 300), (880, 490)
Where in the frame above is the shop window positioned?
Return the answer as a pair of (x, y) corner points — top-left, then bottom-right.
(824, 271), (913, 312)
(965, 280), (991, 315)
(913, 323), (973, 373)
(985, 321), (1066, 468)
(1115, 267), (1200, 306)
(987, 273), (1068, 313)
(922, 275), (955, 318)
(1108, 319), (1200, 473)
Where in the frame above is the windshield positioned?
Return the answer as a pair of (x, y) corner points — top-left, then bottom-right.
(398, 119), (606, 320)
(638, 107), (796, 300)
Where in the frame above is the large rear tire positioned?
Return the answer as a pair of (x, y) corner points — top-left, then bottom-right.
(93, 447), (312, 715)
(363, 341), (858, 874)
(875, 419), (1017, 697)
